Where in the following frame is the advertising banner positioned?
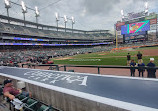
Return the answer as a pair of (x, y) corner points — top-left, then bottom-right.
(121, 20), (150, 34)
(150, 18), (157, 25)
(125, 17), (145, 24)
(117, 31), (121, 36)
(122, 12), (146, 21)
(150, 24), (157, 30)
(117, 35), (123, 38)
(116, 22), (125, 31)
(125, 35), (146, 41)
(124, 31), (146, 37)
(145, 14), (157, 20)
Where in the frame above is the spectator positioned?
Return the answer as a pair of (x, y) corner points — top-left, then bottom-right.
(138, 59), (145, 77)
(3, 79), (31, 100)
(130, 60), (136, 77)
(147, 58), (156, 78)
(127, 53), (131, 66)
(137, 51), (142, 63)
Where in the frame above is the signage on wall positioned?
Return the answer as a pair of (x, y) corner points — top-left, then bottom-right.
(150, 24), (157, 30)
(145, 14), (157, 20)
(121, 20), (150, 34)
(150, 18), (157, 25)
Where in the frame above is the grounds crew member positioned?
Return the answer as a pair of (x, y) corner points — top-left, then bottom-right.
(137, 51), (142, 63)
(127, 53), (131, 66)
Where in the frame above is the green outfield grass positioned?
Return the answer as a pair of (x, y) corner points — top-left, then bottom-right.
(51, 47), (158, 66)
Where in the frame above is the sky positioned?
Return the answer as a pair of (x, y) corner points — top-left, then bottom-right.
(0, 0), (158, 31)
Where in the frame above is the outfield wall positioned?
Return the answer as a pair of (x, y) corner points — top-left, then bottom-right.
(0, 67), (158, 111)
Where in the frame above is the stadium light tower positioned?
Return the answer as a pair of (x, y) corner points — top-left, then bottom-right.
(55, 12), (59, 31)
(35, 6), (40, 28)
(71, 16), (75, 33)
(64, 15), (67, 32)
(144, 2), (148, 14)
(4, 0), (11, 23)
(21, 1), (27, 26)
(121, 10), (124, 21)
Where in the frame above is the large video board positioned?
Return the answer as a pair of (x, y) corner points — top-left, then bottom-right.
(121, 20), (150, 35)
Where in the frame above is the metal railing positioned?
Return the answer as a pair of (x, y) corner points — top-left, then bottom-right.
(21, 63), (158, 75)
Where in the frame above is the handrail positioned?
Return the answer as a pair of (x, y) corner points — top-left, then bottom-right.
(63, 65), (158, 74)
(21, 63), (158, 75)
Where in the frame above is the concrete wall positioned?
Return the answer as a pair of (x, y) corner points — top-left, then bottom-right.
(0, 76), (127, 111)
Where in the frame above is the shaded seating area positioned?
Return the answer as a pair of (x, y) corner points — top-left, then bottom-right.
(0, 81), (61, 111)
(0, 90), (61, 111)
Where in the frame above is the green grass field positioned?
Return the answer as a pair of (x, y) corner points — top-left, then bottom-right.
(51, 47), (158, 66)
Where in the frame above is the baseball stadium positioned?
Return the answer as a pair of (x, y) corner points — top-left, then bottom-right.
(0, 0), (158, 111)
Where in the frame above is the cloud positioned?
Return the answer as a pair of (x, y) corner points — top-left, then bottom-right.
(0, 0), (158, 31)
(82, 0), (120, 16)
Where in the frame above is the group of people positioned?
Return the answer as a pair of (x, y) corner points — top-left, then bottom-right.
(127, 51), (157, 78)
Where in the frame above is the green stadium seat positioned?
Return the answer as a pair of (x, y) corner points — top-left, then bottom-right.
(16, 94), (29, 103)
(37, 105), (50, 111)
(23, 98), (38, 111)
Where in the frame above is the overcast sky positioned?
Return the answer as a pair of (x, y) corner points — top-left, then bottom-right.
(0, 0), (158, 31)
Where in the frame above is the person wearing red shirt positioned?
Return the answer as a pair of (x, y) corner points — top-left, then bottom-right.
(3, 79), (30, 100)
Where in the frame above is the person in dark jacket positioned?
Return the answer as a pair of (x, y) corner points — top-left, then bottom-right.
(138, 59), (145, 77)
(127, 53), (131, 66)
(137, 51), (142, 63)
(147, 58), (156, 78)
(130, 60), (136, 77)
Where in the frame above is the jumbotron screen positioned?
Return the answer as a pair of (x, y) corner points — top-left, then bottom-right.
(121, 20), (150, 34)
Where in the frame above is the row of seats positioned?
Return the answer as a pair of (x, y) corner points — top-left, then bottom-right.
(16, 94), (58, 111)
(0, 22), (113, 40)
(0, 85), (61, 111)
(0, 46), (114, 64)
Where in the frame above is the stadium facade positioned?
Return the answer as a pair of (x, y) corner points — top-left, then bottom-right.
(0, 14), (114, 50)
(115, 11), (158, 43)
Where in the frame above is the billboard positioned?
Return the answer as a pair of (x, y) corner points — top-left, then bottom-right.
(117, 31), (121, 36)
(145, 14), (157, 20)
(116, 22), (125, 31)
(150, 24), (157, 30)
(122, 11), (146, 21)
(150, 18), (157, 25)
(125, 35), (146, 41)
(124, 31), (147, 37)
(125, 17), (145, 24)
(121, 20), (150, 34)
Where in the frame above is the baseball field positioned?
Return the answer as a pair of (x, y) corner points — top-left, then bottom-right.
(52, 46), (158, 66)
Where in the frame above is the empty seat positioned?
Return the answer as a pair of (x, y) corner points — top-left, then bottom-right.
(23, 98), (38, 111)
(37, 105), (50, 111)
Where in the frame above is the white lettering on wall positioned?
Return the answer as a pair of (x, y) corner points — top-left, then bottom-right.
(24, 71), (88, 86)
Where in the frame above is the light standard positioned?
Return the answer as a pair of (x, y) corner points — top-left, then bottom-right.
(144, 2), (148, 15)
(4, 0), (11, 23)
(55, 12), (59, 31)
(35, 6), (40, 28)
(71, 16), (75, 33)
(64, 15), (67, 32)
(21, 1), (27, 26)
(121, 10), (124, 21)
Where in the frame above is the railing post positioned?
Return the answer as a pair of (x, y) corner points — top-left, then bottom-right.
(56, 65), (59, 71)
(64, 65), (66, 71)
(98, 67), (100, 74)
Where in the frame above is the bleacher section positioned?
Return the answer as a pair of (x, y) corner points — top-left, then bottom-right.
(0, 19), (114, 43)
